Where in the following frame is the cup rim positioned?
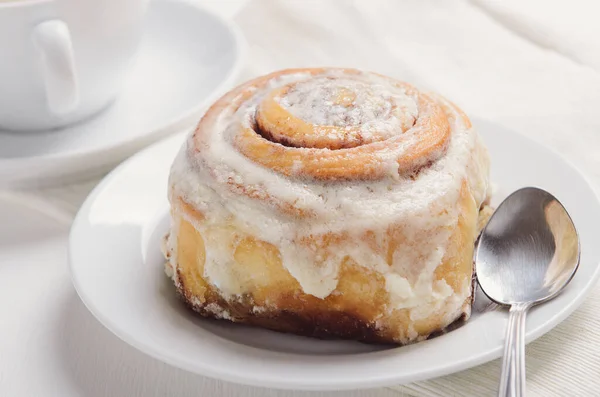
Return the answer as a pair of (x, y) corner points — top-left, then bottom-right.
(0, 0), (51, 9)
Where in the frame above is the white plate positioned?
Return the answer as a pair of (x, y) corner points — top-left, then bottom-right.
(0, 0), (244, 187)
(69, 119), (600, 390)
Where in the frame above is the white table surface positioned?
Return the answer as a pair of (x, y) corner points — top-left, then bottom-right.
(3, 0), (600, 396)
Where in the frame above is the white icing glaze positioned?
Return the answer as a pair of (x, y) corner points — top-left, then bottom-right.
(166, 70), (490, 324)
(162, 216), (180, 287)
(278, 76), (418, 141)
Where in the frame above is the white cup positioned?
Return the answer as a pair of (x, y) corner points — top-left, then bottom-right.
(0, 0), (149, 131)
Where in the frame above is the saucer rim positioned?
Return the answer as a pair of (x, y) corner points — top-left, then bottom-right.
(68, 119), (600, 390)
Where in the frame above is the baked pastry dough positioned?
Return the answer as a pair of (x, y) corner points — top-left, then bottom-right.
(163, 68), (490, 344)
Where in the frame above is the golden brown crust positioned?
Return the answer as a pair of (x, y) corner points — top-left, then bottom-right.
(165, 68), (491, 345)
(165, 194), (492, 345)
(193, 68), (453, 181)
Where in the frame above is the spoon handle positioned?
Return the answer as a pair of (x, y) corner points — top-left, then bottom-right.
(498, 303), (531, 397)
(498, 307), (517, 397)
(513, 303), (530, 396)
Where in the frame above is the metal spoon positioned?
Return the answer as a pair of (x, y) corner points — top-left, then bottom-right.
(475, 187), (580, 397)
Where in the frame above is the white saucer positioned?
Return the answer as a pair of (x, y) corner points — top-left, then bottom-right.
(0, 0), (244, 188)
(69, 120), (600, 390)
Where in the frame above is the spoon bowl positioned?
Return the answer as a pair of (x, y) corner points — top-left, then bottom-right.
(476, 187), (580, 396)
(477, 187), (580, 305)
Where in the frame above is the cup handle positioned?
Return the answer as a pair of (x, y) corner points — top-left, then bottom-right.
(31, 20), (78, 115)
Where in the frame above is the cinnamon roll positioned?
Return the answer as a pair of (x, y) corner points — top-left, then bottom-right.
(163, 68), (490, 344)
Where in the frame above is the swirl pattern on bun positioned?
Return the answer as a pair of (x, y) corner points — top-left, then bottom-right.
(163, 68), (490, 344)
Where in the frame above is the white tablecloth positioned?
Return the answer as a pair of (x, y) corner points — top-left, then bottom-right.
(3, 1), (600, 396)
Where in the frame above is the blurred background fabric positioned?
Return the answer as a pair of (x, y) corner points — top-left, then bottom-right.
(14, 0), (600, 396)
